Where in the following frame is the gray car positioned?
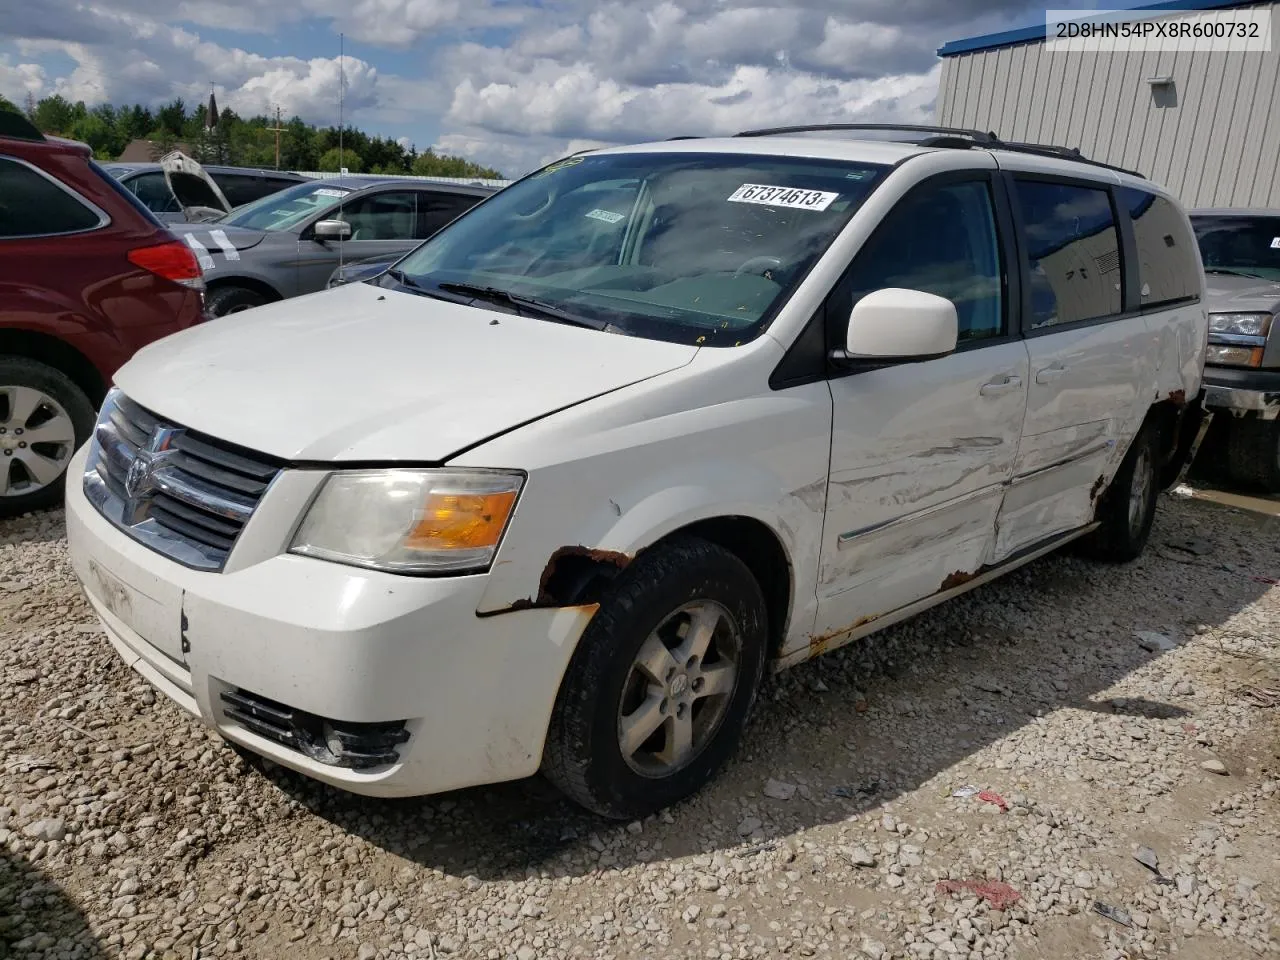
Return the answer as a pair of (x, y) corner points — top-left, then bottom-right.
(1190, 207), (1280, 491)
(170, 177), (496, 316)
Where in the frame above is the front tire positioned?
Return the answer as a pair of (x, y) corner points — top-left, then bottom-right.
(1080, 422), (1159, 562)
(0, 358), (95, 516)
(542, 537), (768, 819)
(1226, 418), (1280, 493)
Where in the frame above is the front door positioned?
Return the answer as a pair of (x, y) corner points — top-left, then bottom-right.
(993, 177), (1154, 560)
(814, 173), (1030, 641)
(297, 190), (427, 294)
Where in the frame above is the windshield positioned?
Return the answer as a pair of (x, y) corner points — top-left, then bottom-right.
(222, 180), (353, 232)
(390, 151), (888, 346)
(1192, 214), (1280, 282)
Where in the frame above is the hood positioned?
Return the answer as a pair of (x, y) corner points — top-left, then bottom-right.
(114, 282), (699, 462)
(161, 151), (232, 220)
(1204, 272), (1280, 312)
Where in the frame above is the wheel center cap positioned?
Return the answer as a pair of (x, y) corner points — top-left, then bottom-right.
(670, 674), (689, 697)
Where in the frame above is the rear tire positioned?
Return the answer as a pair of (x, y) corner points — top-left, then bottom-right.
(205, 285), (268, 317)
(0, 357), (95, 517)
(542, 537), (768, 819)
(1226, 418), (1280, 493)
(1079, 422), (1159, 563)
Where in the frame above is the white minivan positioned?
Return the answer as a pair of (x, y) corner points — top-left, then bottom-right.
(66, 127), (1207, 819)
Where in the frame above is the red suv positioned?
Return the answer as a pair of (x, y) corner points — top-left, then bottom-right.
(1, 112), (205, 516)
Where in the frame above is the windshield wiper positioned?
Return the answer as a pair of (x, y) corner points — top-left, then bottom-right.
(436, 281), (609, 330)
(1205, 267), (1268, 280)
(384, 269), (469, 304)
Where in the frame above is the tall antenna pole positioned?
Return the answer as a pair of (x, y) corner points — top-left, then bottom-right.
(338, 32), (346, 272)
(338, 32), (345, 175)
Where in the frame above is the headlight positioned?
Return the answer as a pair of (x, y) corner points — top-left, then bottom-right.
(1207, 312), (1272, 338)
(1206, 344), (1264, 368)
(290, 469), (523, 574)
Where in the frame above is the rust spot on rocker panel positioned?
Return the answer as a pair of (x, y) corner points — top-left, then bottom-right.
(1168, 388), (1187, 406)
(807, 613), (881, 658)
(940, 569), (977, 591)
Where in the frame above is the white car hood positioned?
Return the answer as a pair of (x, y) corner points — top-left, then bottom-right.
(115, 283), (699, 462)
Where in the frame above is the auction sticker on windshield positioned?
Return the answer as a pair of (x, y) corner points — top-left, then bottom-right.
(585, 209), (626, 224)
(315, 188), (351, 198)
(728, 184), (839, 211)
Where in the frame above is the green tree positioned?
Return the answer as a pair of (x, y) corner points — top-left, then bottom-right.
(317, 147), (363, 173)
(156, 98), (187, 136)
(0, 94), (19, 114)
(68, 112), (117, 156)
(412, 149), (502, 179)
(33, 94), (75, 134)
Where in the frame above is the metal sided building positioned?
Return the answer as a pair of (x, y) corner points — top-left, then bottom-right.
(936, 0), (1280, 208)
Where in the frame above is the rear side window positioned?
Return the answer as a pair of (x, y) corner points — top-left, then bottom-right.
(0, 157), (103, 238)
(416, 192), (482, 238)
(1118, 188), (1200, 307)
(1012, 180), (1122, 329)
(214, 173), (291, 208)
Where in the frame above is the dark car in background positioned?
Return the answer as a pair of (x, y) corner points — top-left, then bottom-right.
(326, 251), (401, 288)
(1191, 208), (1280, 492)
(102, 159), (307, 223)
(0, 113), (206, 514)
(169, 176), (495, 316)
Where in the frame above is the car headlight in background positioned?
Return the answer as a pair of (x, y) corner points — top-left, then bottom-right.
(1206, 312), (1272, 367)
(290, 469), (524, 574)
(1205, 344), (1265, 368)
(1207, 312), (1273, 338)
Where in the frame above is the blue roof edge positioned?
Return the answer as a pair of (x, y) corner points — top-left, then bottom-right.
(938, 0), (1261, 57)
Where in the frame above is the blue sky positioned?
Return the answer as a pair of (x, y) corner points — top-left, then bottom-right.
(0, 0), (1099, 176)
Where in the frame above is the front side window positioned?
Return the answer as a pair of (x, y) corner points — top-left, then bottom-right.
(1012, 180), (1122, 328)
(0, 157), (102, 238)
(222, 180), (356, 232)
(390, 152), (888, 346)
(1120, 188), (1200, 306)
(1192, 213), (1280, 283)
(843, 179), (1004, 343)
(336, 191), (421, 240)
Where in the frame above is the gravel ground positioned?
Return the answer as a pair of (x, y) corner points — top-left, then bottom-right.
(2, 492), (1278, 960)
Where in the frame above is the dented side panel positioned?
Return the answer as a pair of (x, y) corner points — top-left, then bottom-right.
(809, 341), (1030, 655)
(994, 315), (1151, 559)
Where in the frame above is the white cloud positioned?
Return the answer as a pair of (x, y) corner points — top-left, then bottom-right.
(3, 0), (1056, 177)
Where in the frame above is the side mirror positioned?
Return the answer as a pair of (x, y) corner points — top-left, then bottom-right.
(313, 219), (352, 241)
(842, 288), (959, 363)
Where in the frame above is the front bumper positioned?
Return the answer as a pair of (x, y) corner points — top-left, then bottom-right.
(1202, 366), (1280, 420)
(64, 445), (594, 797)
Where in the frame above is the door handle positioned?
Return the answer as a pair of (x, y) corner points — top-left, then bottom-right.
(1036, 365), (1068, 384)
(980, 375), (1023, 396)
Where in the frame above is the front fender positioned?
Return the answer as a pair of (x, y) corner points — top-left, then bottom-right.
(467, 382), (833, 657)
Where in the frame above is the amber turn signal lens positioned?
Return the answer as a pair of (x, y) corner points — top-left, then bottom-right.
(404, 491), (518, 551)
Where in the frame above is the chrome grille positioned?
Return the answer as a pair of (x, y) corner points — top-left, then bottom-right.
(84, 391), (282, 571)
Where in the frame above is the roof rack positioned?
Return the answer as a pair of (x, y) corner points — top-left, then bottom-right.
(0, 111), (46, 142)
(733, 123), (1143, 179)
